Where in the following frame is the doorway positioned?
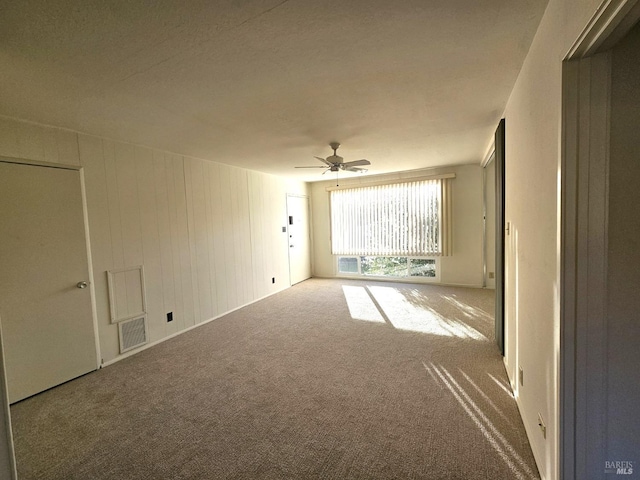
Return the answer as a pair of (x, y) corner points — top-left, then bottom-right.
(0, 160), (98, 404)
(286, 194), (311, 285)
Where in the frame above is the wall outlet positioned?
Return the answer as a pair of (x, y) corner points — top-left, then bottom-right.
(282, 226), (286, 232)
(488, 271), (495, 279)
(537, 412), (546, 439)
(167, 312), (173, 322)
(519, 366), (524, 386)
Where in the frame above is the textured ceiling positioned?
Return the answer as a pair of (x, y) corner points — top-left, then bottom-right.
(0, 0), (548, 181)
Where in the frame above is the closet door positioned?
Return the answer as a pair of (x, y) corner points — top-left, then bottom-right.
(0, 161), (97, 403)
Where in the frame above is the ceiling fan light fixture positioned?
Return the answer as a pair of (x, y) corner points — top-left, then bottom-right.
(294, 142), (371, 177)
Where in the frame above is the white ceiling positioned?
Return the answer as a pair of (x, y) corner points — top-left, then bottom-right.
(0, 0), (548, 181)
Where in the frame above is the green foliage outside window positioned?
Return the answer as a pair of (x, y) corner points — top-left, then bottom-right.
(357, 256), (436, 278)
(361, 256), (407, 276)
(409, 259), (437, 277)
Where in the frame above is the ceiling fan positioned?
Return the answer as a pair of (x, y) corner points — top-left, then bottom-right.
(295, 142), (370, 175)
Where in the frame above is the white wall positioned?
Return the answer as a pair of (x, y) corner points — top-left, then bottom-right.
(0, 116), (308, 364)
(310, 164), (484, 287)
(501, 0), (606, 478)
(484, 159), (496, 289)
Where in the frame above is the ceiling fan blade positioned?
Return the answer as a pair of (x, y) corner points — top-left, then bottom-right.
(295, 166), (328, 168)
(344, 166), (368, 173)
(315, 156), (333, 166)
(342, 159), (370, 167)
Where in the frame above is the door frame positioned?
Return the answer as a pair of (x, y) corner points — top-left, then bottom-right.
(0, 156), (102, 370)
(560, 2), (640, 478)
(286, 193), (312, 285)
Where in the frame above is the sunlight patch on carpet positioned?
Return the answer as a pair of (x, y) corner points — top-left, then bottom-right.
(442, 294), (494, 323)
(488, 373), (514, 397)
(364, 286), (486, 339)
(342, 285), (386, 323)
(427, 363), (539, 480)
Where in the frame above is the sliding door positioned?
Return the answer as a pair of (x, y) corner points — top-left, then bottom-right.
(495, 120), (506, 356)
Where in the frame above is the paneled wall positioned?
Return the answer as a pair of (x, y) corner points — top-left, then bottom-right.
(0, 116), (307, 363)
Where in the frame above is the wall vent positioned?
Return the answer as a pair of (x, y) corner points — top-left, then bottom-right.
(118, 316), (148, 353)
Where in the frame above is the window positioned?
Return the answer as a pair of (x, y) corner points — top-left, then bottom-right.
(338, 256), (438, 279)
(361, 256), (408, 276)
(408, 258), (436, 277)
(330, 176), (452, 257)
(337, 256), (359, 274)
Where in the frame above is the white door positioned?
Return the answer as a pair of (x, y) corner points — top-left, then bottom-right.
(0, 161), (98, 403)
(286, 195), (311, 285)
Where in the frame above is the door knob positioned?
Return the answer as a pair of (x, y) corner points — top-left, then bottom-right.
(77, 281), (88, 289)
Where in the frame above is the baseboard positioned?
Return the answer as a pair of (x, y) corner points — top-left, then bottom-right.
(101, 285), (291, 368)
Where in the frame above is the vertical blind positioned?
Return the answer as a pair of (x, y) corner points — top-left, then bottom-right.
(330, 178), (452, 256)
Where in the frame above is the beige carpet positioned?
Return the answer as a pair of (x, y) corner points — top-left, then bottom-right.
(11, 278), (540, 479)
